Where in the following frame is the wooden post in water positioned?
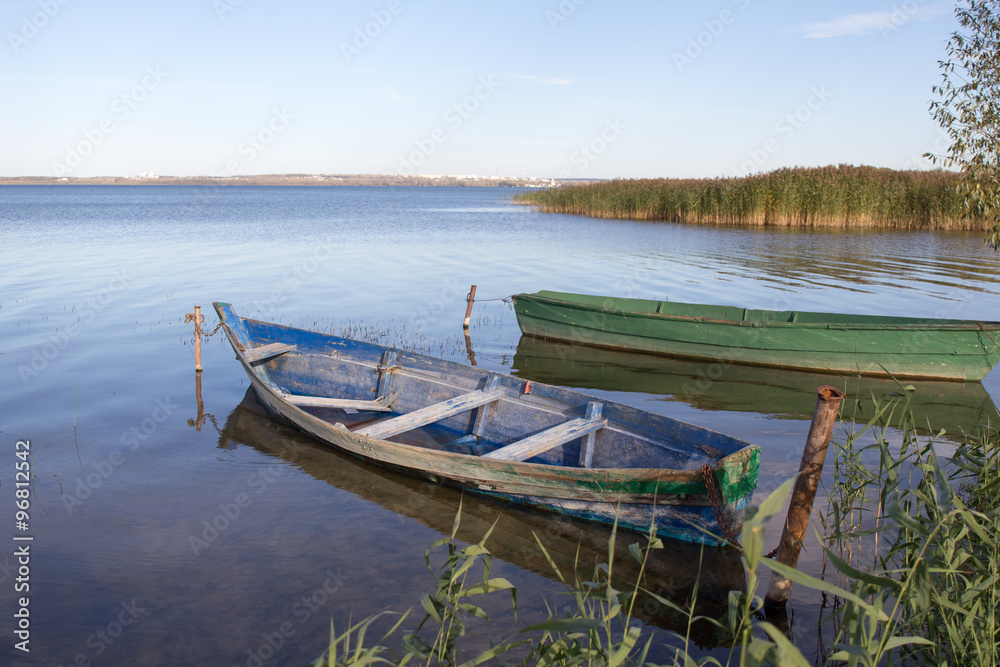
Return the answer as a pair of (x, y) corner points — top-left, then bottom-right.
(463, 285), (477, 329)
(193, 305), (203, 372)
(764, 385), (845, 609)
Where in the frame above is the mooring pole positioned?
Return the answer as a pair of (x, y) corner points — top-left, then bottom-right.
(193, 305), (203, 372)
(463, 285), (477, 330)
(764, 385), (845, 609)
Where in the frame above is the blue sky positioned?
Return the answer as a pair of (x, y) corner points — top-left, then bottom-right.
(0, 0), (960, 179)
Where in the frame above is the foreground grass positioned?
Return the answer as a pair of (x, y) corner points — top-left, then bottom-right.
(515, 165), (985, 230)
(311, 390), (999, 666)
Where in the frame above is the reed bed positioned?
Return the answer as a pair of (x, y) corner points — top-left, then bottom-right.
(515, 165), (985, 230)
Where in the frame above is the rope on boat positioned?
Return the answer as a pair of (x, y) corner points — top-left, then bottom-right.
(701, 464), (778, 558)
(701, 464), (741, 548)
(978, 322), (1000, 351)
(186, 312), (244, 351)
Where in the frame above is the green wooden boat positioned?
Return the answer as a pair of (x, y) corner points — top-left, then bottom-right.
(512, 291), (1000, 381)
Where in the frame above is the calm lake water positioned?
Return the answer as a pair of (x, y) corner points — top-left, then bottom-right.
(3, 185), (1000, 665)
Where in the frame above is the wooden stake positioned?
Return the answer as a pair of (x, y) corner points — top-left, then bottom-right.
(463, 285), (477, 329)
(193, 305), (203, 372)
(764, 385), (845, 609)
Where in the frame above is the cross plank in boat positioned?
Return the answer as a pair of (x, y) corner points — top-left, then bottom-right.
(284, 393), (397, 412)
(471, 375), (502, 437)
(484, 410), (607, 463)
(244, 342), (296, 364)
(355, 389), (503, 440)
(578, 402), (603, 468)
(376, 350), (397, 401)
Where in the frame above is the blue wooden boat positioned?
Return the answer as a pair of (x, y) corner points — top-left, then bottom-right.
(213, 302), (761, 545)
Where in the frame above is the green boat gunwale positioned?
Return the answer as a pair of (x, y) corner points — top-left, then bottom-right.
(515, 292), (1000, 332)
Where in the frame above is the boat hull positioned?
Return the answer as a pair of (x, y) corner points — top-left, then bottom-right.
(512, 291), (1000, 381)
(214, 302), (760, 545)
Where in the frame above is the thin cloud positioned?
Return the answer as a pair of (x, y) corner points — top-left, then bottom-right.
(376, 88), (412, 104)
(794, 3), (950, 38)
(506, 73), (571, 86)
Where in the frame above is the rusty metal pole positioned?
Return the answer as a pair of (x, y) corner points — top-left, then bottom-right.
(764, 385), (845, 609)
(463, 285), (477, 330)
(193, 305), (203, 372)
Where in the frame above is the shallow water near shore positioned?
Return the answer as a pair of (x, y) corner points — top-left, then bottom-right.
(3, 184), (1000, 665)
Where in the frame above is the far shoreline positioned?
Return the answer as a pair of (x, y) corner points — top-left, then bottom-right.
(0, 174), (575, 188)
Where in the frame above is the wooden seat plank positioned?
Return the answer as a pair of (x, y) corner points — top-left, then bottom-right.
(245, 342), (296, 364)
(484, 413), (607, 463)
(355, 389), (503, 440)
(285, 393), (396, 412)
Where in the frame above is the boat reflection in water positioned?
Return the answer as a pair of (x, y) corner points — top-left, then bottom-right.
(219, 389), (747, 647)
(512, 336), (999, 442)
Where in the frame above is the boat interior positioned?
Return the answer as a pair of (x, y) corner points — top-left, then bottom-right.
(238, 319), (738, 473)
